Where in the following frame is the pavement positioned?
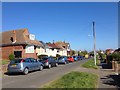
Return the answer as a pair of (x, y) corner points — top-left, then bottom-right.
(74, 62), (120, 90)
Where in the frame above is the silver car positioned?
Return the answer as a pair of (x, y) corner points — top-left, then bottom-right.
(7, 58), (44, 75)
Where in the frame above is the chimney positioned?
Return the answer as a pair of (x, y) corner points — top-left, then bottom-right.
(12, 30), (16, 43)
(53, 40), (54, 44)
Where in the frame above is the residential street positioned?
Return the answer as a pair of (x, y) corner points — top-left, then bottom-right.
(2, 58), (90, 88)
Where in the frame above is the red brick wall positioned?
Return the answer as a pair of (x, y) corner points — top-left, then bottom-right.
(2, 45), (38, 60)
(2, 46), (15, 60)
(22, 49), (38, 59)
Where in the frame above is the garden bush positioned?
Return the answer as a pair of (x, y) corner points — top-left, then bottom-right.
(9, 53), (15, 60)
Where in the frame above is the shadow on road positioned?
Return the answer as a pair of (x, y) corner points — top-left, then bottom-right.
(101, 74), (120, 90)
(4, 70), (40, 76)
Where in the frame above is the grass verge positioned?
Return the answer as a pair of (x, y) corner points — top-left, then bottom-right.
(0, 60), (10, 65)
(43, 71), (98, 88)
(81, 59), (98, 69)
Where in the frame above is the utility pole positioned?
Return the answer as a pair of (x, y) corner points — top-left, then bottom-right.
(93, 21), (96, 65)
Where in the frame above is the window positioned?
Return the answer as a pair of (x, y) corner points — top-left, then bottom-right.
(14, 51), (22, 58)
(63, 46), (65, 48)
(25, 58), (30, 62)
(25, 45), (34, 53)
(10, 37), (14, 42)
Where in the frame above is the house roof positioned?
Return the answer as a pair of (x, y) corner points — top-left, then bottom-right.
(0, 28), (43, 47)
(39, 41), (51, 48)
(55, 41), (70, 49)
(114, 48), (120, 52)
(47, 43), (62, 49)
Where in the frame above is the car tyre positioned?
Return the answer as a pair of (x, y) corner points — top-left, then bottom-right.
(39, 65), (43, 71)
(48, 64), (51, 69)
(64, 61), (66, 65)
(23, 68), (29, 75)
(55, 63), (58, 67)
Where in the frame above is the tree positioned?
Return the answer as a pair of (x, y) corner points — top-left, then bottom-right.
(70, 50), (75, 56)
(80, 50), (88, 56)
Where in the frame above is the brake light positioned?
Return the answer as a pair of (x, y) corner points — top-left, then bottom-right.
(45, 59), (48, 62)
(21, 59), (25, 62)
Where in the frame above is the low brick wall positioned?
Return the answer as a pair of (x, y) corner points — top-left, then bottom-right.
(118, 64), (120, 74)
(112, 61), (120, 74)
(2, 64), (8, 73)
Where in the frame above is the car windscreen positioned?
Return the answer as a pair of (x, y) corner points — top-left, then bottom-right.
(41, 57), (48, 60)
(10, 59), (23, 64)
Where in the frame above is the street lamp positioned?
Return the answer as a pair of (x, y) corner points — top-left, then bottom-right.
(93, 21), (96, 65)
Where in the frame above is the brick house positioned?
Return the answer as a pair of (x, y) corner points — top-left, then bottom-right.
(0, 28), (43, 60)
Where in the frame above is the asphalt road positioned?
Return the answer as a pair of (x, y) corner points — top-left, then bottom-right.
(2, 58), (90, 88)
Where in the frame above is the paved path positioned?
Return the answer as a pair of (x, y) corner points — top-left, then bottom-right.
(74, 63), (119, 90)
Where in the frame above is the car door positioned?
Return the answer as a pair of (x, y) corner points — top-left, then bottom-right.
(51, 57), (56, 66)
(25, 58), (34, 71)
(29, 58), (36, 70)
(33, 59), (39, 70)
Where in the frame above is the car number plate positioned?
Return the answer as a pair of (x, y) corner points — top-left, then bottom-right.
(11, 65), (16, 67)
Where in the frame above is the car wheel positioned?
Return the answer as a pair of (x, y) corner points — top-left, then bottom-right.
(55, 63), (58, 67)
(39, 65), (43, 71)
(48, 64), (51, 69)
(64, 61), (66, 64)
(67, 61), (69, 64)
(23, 68), (29, 75)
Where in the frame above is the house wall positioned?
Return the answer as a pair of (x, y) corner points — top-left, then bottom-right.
(36, 47), (46, 56)
(62, 50), (67, 56)
(2, 45), (23, 60)
(49, 49), (57, 57)
(2, 45), (37, 60)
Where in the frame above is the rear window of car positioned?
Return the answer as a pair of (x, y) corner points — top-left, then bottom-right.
(58, 57), (63, 60)
(10, 59), (23, 63)
(42, 57), (48, 60)
(73, 56), (76, 58)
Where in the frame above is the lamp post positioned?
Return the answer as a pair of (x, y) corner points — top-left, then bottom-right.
(93, 21), (96, 65)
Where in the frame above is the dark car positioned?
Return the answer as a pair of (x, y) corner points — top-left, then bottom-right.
(7, 58), (44, 75)
(57, 56), (69, 64)
(78, 56), (84, 60)
(39, 57), (58, 69)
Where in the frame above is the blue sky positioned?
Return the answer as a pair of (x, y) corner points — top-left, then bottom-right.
(2, 2), (118, 51)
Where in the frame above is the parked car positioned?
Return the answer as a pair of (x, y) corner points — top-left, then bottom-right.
(57, 56), (69, 64)
(67, 56), (74, 62)
(72, 56), (78, 61)
(39, 56), (58, 68)
(7, 58), (44, 75)
(78, 56), (84, 60)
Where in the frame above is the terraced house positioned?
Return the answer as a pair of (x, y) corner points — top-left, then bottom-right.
(0, 28), (43, 60)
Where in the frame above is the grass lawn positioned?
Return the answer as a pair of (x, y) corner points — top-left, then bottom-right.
(81, 59), (98, 69)
(43, 71), (98, 88)
(0, 60), (10, 65)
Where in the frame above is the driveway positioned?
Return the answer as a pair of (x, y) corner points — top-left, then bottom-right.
(2, 58), (90, 88)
